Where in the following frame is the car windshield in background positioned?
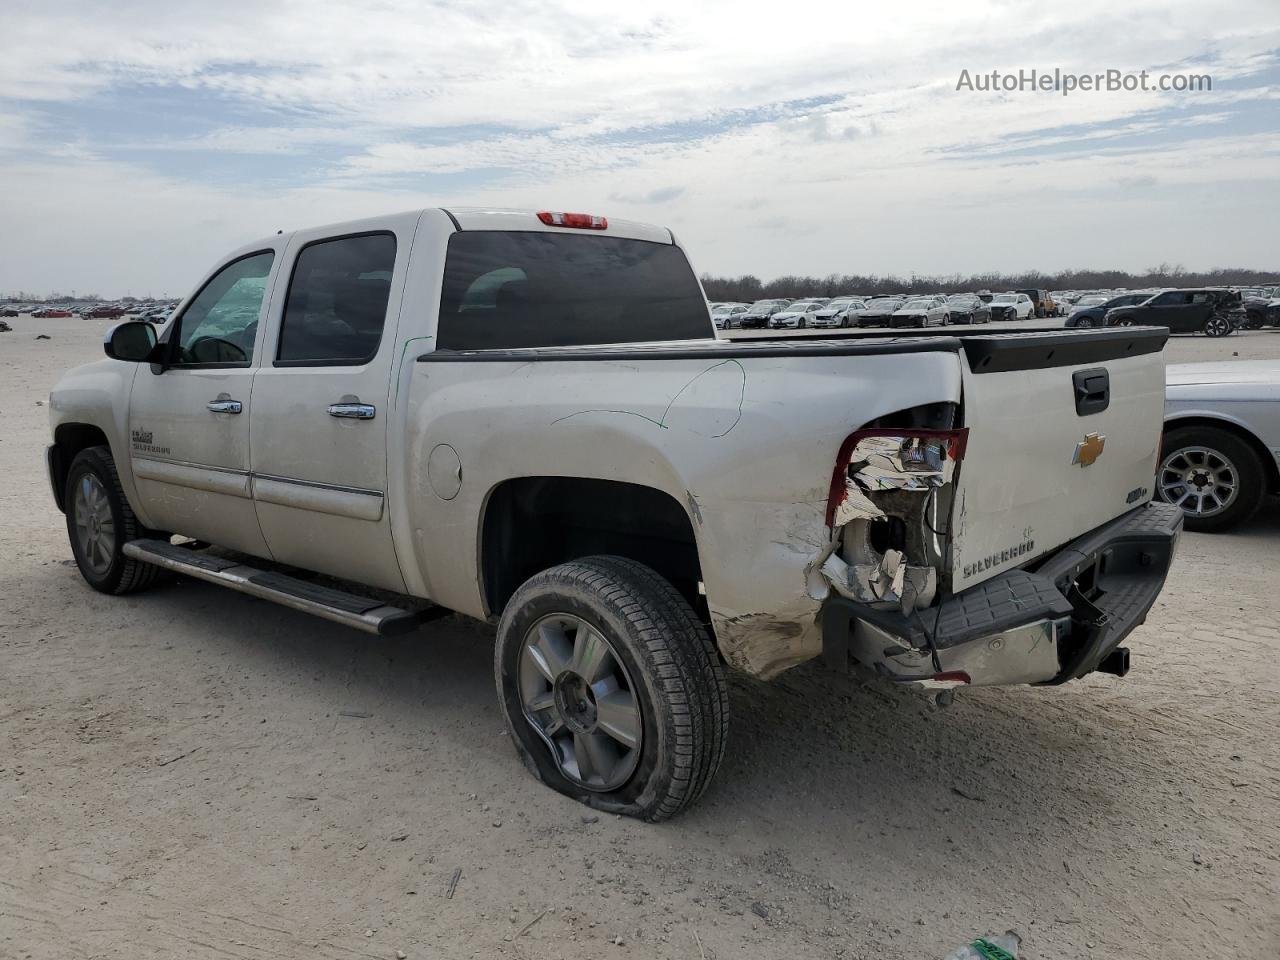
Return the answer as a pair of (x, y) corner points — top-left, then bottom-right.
(947, 295), (976, 303)
(824, 299), (851, 310)
(437, 232), (709, 350)
(901, 299), (931, 309)
(864, 299), (899, 309)
(992, 294), (1017, 303)
(1077, 296), (1109, 307)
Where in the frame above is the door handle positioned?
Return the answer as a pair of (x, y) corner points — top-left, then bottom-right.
(327, 402), (376, 420)
(207, 399), (242, 414)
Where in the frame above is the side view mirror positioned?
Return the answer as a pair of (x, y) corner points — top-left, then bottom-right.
(104, 320), (159, 362)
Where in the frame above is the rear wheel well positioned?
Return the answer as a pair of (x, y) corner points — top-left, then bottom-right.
(50, 423), (112, 512)
(480, 477), (703, 618)
(1164, 417), (1280, 493)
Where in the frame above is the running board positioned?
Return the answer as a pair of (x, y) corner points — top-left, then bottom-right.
(123, 539), (429, 636)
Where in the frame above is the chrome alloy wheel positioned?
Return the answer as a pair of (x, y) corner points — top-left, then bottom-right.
(518, 614), (643, 792)
(1159, 446), (1238, 518)
(72, 472), (116, 575)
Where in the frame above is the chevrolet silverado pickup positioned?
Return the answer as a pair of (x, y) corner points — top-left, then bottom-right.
(47, 207), (1182, 820)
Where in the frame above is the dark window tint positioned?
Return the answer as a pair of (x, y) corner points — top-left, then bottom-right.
(173, 251), (274, 366)
(437, 232), (710, 351)
(277, 233), (396, 365)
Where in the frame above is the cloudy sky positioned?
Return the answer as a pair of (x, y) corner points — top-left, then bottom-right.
(1, 0), (1278, 297)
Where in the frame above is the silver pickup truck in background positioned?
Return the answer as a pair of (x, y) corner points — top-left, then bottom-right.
(46, 207), (1182, 819)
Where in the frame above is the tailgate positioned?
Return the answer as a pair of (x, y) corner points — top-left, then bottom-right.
(949, 328), (1168, 593)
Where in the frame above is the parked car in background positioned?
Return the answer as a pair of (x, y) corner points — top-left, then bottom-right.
(890, 297), (949, 328)
(32, 308), (74, 318)
(737, 299), (792, 329)
(1241, 291), (1279, 329)
(809, 297), (865, 328)
(0, 307), (18, 318)
(1106, 289), (1240, 337)
(1016, 289), (1052, 318)
(945, 293), (991, 324)
(769, 299), (827, 328)
(1067, 292), (1156, 328)
(710, 303), (749, 329)
(850, 297), (905, 327)
(1161, 360), (1280, 531)
(84, 305), (127, 320)
(988, 293), (1034, 321)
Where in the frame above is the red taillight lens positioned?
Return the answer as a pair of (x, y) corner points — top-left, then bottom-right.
(536, 211), (608, 230)
(825, 428), (968, 527)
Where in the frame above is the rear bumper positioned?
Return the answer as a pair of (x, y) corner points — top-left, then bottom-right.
(821, 501), (1183, 687)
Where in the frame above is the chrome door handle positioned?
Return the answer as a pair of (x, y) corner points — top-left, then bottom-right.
(207, 399), (242, 414)
(327, 402), (376, 420)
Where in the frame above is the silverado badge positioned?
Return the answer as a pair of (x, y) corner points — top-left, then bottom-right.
(1072, 432), (1106, 467)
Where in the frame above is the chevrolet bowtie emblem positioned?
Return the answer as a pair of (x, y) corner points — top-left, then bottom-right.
(1072, 432), (1106, 467)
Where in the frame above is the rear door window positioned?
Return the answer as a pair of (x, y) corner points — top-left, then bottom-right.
(277, 233), (397, 366)
(437, 232), (709, 350)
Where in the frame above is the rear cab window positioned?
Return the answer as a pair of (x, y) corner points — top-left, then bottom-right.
(437, 232), (710, 350)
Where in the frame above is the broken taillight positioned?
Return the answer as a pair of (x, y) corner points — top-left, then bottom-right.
(536, 211), (608, 229)
(825, 428), (968, 528)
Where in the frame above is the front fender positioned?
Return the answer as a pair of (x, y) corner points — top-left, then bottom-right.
(48, 359), (146, 522)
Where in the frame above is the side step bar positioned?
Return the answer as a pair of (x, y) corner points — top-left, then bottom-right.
(123, 539), (431, 636)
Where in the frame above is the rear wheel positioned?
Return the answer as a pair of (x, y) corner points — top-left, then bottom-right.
(65, 446), (163, 594)
(495, 556), (728, 821)
(1157, 426), (1266, 532)
(1204, 314), (1232, 337)
(1074, 316), (1093, 328)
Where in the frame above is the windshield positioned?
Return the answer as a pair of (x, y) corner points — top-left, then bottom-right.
(947, 294), (976, 304)
(438, 232), (709, 350)
(992, 294), (1016, 303)
(864, 298), (900, 309)
(901, 299), (932, 309)
(1077, 296), (1108, 307)
(824, 299), (851, 310)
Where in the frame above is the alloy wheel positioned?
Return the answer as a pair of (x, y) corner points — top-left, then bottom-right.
(72, 472), (116, 575)
(518, 614), (643, 792)
(1159, 446), (1238, 518)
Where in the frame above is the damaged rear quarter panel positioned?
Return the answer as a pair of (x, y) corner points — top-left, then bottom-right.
(401, 347), (964, 679)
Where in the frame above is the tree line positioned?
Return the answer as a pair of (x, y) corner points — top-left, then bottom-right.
(700, 264), (1278, 302)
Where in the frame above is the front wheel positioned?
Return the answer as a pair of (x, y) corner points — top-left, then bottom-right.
(1074, 316), (1093, 328)
(495, 556), (728, 821)
(65, 446), (163, 594)
(1157, 426), (1265, 532)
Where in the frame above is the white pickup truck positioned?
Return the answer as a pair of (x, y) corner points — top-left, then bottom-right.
(47, 207), (1182, 820)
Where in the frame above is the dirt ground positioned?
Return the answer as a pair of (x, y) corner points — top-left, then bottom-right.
(2, 317), (1278, 960)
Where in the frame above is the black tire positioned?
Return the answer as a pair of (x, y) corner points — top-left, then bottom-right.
(1157, 426), (1266, 532)
(1074, 316), (1093, 328)
(65, 445), (163, 594)
(495, 556), (728, 821)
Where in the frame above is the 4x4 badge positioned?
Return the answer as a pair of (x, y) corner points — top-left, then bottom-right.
(1072, 432), (1106, 467)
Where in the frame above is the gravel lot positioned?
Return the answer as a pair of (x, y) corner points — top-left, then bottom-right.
(2, 317), (1278, 959)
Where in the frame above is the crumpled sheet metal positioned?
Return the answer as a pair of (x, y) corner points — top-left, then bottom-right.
(831, 434), (954, 527)
(821, 547), (937, 614)
(848, 434), (955, 491)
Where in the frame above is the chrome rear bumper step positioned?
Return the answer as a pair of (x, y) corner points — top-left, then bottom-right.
(123, 539), (428, 636)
